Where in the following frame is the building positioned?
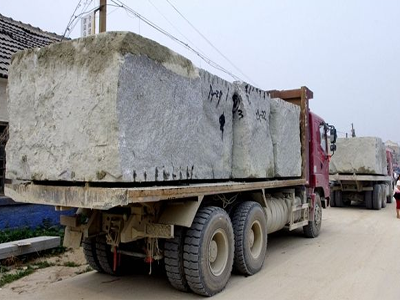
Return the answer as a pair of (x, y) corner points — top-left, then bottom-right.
(0, 13), (64, 195)
(0, 14), (74, 229)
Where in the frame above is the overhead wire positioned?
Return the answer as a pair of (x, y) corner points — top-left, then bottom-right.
(146, 0), (207, 59)
(110, 0), (242, 82)
(164, 0), (258, 86)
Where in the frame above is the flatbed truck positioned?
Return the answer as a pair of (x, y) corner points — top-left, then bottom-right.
(6, 87), (336, 296)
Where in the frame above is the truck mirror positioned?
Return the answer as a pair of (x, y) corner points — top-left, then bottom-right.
(330, 144), (337, 152)
(330, 128), (337, 144)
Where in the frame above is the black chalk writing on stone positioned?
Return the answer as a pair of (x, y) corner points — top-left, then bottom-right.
(232, 94), (244, 119)
(219, 113), (225, 140)
(208, 85), (223, 106)
(256, 109), (267, 122)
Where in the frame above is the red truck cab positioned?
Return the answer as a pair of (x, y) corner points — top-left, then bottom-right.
(308, 112), (336, 206)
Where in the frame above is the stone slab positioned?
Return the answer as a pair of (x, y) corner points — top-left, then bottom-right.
(6, 32), (233, 182)
(0, 236), (60, 259)
(232, 83), (274, 178)
(329, 137), (387, 175)
(270, 98), (301, 177)
(6, 31), (304, 183)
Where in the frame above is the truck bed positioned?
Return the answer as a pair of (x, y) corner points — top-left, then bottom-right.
(330, 173), (392, 182)
(5, 178), (306, 210)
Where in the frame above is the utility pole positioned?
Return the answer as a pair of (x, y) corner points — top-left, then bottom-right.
(351, 123), (356, 138)
(99, 0), (107, 33)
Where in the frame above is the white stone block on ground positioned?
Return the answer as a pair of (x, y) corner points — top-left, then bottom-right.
(232, 83), (274, 178)
(329, 137), (387, 175)
(270, 98), (301, 177)
(6, 31), (234, 182)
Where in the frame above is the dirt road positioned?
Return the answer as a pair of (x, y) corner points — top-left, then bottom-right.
(1, 203), (399, 300)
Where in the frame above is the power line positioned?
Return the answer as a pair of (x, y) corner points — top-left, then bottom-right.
(164, 0), (258, 87)
(147, 0), (207, 59)
(110, 0), (242, 81)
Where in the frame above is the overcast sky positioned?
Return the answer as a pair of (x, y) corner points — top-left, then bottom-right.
(2, 1), (400, 144)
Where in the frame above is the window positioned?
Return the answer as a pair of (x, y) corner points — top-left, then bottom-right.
(319, 125), (327, 152)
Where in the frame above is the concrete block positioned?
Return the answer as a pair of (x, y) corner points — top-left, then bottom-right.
(6, 31), (234, 182)
(232, 83), (274, 178)
(0, 236), (60, 259)
(270, 98), (301, 177)
(329, 137), (387, 175)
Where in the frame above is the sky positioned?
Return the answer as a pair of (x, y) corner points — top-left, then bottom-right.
(2, 0), (400, 144)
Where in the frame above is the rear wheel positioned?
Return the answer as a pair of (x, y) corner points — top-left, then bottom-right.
(330, 190), (336, 207)
(183, 206), (234, 297)
(164, 227), (190, 292)
(335, 190), (344, 207)
(387, 183), (394, 203)
(82, 237), (104, 273)
(95, 235), (120, 275)
(232, 201), (267, 276)
(365, 191), (373, 209)
(303, 193), (322, 238)
(372, 184), (382, 210)
(381, 184), (387, 208)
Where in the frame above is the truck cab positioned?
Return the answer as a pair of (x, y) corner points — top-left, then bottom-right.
(308, 112), (333, 205)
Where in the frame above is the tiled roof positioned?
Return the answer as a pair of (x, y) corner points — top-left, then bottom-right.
(0, 13), (65, 78)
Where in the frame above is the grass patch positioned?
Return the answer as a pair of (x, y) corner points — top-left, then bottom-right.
(32, 261), (55, 269)
(0, 218), (64, 244)
(0, 267), (35, 287)
(63, 261), (81, 267)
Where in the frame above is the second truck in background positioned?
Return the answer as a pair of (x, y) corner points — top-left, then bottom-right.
(329, 137), (394, 209)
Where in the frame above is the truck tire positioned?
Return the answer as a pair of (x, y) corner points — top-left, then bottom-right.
(303, 193), (322, 238)
(164, 226), (190, 292)
(387, 183), (393, 203)
(381, 184), (387, 208)
(232, 201), (267, 276)
(365, 191), (373, 209)
(82, 238), (104, 273)
(334, 190), (344, 207)
(95, 235), (120, 275)
(183, 206), (234, 297)
(330, 190), (336, 207)
(372, 184), (382, 210)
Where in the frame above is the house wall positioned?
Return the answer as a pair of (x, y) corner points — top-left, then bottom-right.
(0, 78), (8, 122)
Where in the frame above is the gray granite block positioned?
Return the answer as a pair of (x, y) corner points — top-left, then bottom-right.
(329, 137), (387, 175)
(232, 83), (274, 178)
(270, 98), (301, 177)
(6, 31), (233, 182)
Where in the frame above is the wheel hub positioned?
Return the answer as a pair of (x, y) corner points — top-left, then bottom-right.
(209, 240), (218, 263)
(249, 229), (255, 248)
(208, 229), (229, 276)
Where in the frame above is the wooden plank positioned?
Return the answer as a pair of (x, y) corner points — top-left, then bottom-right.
(0, 236), (60, 260)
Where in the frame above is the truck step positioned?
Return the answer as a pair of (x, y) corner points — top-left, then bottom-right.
(288, 220), (309, 231)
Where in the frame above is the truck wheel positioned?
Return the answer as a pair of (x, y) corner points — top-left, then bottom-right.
(365, 191), (373, 209)
(164, 227), (190, 292)
(303, 193), (322, 238)
(330, 190), (336, 207)
(372, 184), (382, 210)
(387, 183), (393, 203)
(82, 237), (104, 273)
(381, 184), (387, 208)
(95, 235), (120, 275)
(183, 206), (234, 297)
(334, 191), (344, 207)
(232, 201), (267, 276)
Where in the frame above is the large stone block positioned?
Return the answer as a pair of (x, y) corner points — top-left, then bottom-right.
(329, 137), (387, 175)
(232, 83), (274, 178)
(270, 98), (301, 177)
(6, 31), (234, 182)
